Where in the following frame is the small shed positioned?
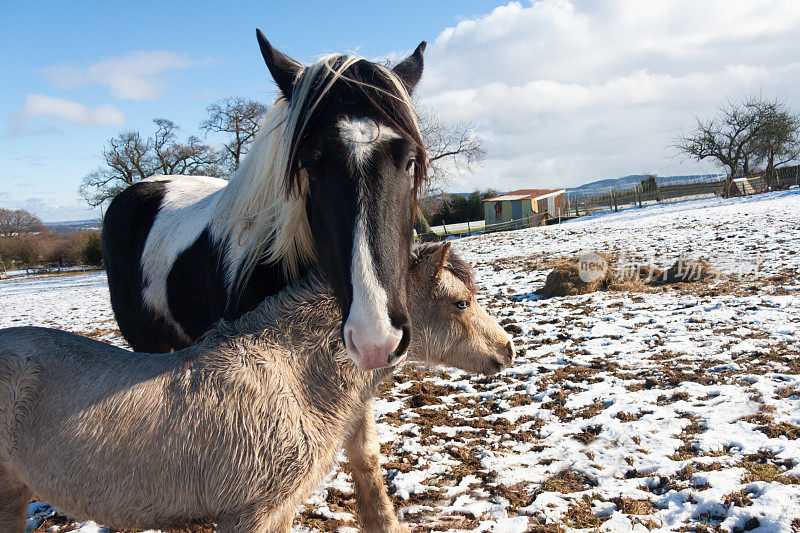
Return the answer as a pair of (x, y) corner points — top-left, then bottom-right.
(482, 189), (566, 225)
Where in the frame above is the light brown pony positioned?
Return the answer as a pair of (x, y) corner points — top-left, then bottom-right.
(0, 243), (513, 533)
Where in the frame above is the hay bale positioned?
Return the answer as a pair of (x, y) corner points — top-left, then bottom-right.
(613, 264), (664, 285)
(540, 254), (719, 296)
(540, 253), (614, 297)
(634, 264), (665, 283)
(662, 258), (720, 283)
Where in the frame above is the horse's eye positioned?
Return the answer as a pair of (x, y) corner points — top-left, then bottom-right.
(405, 158), (415, 174)
(454, 300), (470, 310)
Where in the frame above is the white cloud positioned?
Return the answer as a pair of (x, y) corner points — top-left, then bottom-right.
(11, 95), (125, 128)
(416, 0), (800, 190)
(42, 50), (201, 100)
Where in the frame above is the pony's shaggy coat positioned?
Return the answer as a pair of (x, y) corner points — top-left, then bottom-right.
(0, 244), (513, 532)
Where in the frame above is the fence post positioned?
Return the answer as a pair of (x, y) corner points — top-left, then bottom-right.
(441, 221), (447, 236)
(466, 220), (471, 235)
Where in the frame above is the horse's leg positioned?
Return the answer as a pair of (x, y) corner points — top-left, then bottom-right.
(344, 401), (408, 533)
(0, 466), (31, 533)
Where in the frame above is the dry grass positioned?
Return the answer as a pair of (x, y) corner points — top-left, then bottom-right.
(611, 496), (656, 515)
(540, 469), (596, 493)
(563, 495), (608, 529)
(723, 489), (754, 508)
(756, 421), (800, 440)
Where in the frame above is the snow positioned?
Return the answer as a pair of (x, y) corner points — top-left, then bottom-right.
(4, 189), (800, 532)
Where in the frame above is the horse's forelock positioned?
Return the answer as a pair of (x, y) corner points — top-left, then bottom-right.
(282, 54), (428, 207)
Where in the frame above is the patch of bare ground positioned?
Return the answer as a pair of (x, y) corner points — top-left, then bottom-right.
(30, 513), (75, 532)
(739, 450), (800, 484)
(616, 410), (653, 422)
(775, 386), (800, 399)
(563, 494), (609, 528)
(404, 381), (459, 407)
(756, 421), (800, 440)
(527, 519), (564, 533)
(723, 488), (755, 508)
(569, 424), (603, 444)
(539, 469), (596, 494)
(611, 496), (656, 515)
(490, 482), (537, 510)
(298, 507), (354, 532)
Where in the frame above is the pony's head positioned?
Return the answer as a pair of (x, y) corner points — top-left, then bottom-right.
(256, 30), (427, 371)
(407, 242), (516, 375)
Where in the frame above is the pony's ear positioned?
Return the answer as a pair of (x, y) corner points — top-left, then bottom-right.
(256, 29), (303, 99)
(392, 41), (426, 94)
(433, 241), (451, 280)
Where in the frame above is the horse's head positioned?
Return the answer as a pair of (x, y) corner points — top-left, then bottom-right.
(407, 242), (515, 375)
(257, 30), (426, 371)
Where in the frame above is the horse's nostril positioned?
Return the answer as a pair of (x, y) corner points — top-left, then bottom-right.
(388, 324), (411, 365)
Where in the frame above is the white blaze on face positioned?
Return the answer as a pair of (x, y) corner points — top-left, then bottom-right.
(338, 117), (400, 171)
(343, 213), (404, 371)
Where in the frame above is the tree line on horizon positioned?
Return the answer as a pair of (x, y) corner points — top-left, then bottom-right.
(0, 208), (102, 272)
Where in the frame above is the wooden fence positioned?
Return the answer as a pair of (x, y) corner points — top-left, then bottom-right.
(417, 212), (546, 241)
(567, 164), (800, 216)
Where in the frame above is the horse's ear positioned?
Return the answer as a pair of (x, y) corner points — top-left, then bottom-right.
(392, 41), (426, 94)
(256, 29), (303, 99)
(433, 241), (451, 280)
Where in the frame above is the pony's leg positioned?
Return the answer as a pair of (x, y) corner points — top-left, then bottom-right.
(344, 401), (408, 533)
(0, 466), (31, 533)
(217, 505), (292, 533)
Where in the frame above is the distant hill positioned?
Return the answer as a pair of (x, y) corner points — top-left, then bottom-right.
(566, 173), (724, 197)
(44, 219), (102, 233)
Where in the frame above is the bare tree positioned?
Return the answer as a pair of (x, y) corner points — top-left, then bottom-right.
(749, 98), (800, 179)
(201, 97), (268, 173)
(675, 96), (800, 194)
(418, 107), (486, 191)
(79, 119), (223, 207)
(675, 98), (763, 193)
(0, 208), (44, 237)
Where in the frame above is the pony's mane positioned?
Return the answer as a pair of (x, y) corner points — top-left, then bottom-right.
(410, 243), (477, 294)
(213, 53), (427, 294)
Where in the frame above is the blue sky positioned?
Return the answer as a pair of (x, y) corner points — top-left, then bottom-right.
(3, 1), (800, 221)
(1, 1), (500, 221)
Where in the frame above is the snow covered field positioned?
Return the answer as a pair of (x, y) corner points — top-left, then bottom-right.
(2, 190), (800, 532)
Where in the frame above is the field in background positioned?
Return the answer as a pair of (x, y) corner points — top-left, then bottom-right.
(3, 190), (800, 532)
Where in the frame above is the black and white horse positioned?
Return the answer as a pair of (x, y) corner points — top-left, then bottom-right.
(102, 30), (427, 370)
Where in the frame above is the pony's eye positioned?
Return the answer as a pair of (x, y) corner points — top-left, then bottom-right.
(455, 300), (470, 310)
